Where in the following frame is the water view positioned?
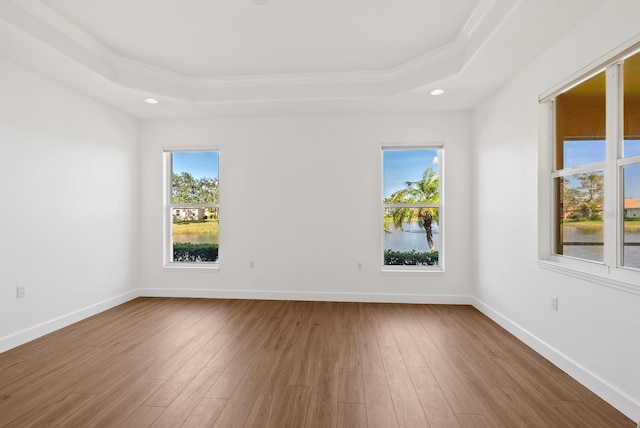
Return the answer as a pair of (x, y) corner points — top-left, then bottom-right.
(384, 221), (439, 253)
(384, 221), (640, 269)
(562, 224), (640, 268)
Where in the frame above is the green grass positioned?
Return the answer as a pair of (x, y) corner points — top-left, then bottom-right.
(173, 218), (219, 235)
(564, 219), (640, 232)
(624, 221), (640, 231)
(563, 220), (603, 228)
(384, 216), (424, 225)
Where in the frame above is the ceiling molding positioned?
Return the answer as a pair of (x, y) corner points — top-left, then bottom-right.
(4, 0), (504, 101)
(458, 0), (523, 74)
(1, 0), (604, 119)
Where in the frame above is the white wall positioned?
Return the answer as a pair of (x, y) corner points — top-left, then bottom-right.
(0, 0), (636, 420)
(472, 0), (640, 421)
(139, 113), (472, 302)
(0, 57), (139, 352)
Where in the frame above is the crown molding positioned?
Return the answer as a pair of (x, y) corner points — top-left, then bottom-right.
(3, 0), (506, 101)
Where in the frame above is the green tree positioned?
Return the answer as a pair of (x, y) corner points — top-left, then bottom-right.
(563, 173), (604, 221)
(172, 172), (219, 204)
(560, 177), (583, 217)
(576, 172), (603, 220)
(386, 167), (439, 252)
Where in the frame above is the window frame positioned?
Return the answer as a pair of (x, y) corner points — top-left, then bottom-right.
(163, 147), (220, 269)
(550, 68), (607, 263)
(538, 38), (640, 294)
(381, 144), (445, 273)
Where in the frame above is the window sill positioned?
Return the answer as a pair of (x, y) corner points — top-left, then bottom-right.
(163, 263), (220, 272)
(537, 259), (640, 296)
(381, 266), (444, 275)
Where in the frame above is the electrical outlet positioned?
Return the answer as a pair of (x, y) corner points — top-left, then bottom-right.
(357, 262), (363, 270)
(16, 285), (25, 299)
(249, 261), (255, 269)
(551, 296), (558, 311)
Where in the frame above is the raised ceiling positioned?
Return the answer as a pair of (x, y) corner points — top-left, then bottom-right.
(0, 0), (607, 118)
(41, 0), (478, 76)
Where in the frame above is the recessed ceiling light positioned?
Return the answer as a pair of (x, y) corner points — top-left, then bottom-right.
(430, 89), (445, 96)
(144, 98), (159, 104)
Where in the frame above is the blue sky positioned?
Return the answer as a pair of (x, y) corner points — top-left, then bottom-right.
(563, 140), (605, 168)
(564, 140), (640, 197)
(172, 151), (219, 179)
(383, 149), (438, 199)
(624, 140), (640, 158)
(625, 163), (640, 198)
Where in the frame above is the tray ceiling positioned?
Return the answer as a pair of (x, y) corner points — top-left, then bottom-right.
(0, 0), (606, 118)
(41, 0), (478, 76)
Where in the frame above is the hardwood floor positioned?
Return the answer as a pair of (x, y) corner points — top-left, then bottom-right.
(0, 298), (634, 427)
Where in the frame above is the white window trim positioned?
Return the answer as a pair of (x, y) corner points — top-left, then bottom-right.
(381, 144), (445, 273)
(163, 147), (220, 270)
(538, 40), (640, 295)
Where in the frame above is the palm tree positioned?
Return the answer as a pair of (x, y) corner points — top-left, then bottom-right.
(386, 167), (439, 252)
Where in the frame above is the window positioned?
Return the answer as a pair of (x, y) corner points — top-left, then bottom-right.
(164, 149), (219, 265)
(382, 146), (443, 270)
(622, 51), (640, 270)
(552, 71), (606, 263)
(541, 42), (640, 283)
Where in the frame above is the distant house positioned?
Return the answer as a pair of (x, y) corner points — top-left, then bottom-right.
(173, 208), (205, 221)
(624, 198), (640, 217)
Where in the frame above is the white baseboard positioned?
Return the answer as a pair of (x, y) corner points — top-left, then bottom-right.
(472, 297), (640, 424)
(138, 287), (474, 305)
(0, 289), (139, 354)
(0, 290), (468, 354)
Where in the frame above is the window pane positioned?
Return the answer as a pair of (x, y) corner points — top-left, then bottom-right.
(384, 208), (439, 266)
(382, 148), (441, 268)
(623, 50), (640, 157)
(623, 163), (640, 269)
(166, 150), (219, 265)
(555, 72), (606, 169)
(383, 149), (438, 200)
(624, 140), (640, 158)
(554, 171), (604, 262)
(562, 140), (606, 168)
(172, 152), (219, 204)
(172, 208), (219, 262)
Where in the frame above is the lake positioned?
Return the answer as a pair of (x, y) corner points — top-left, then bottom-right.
(174, 221), (640, 269)
(384, 222), (640, 270)
(563, 225), (640, 268)
(384, 222), (438, 253)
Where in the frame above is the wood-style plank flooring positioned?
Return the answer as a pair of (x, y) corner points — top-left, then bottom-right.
(0, 298), (634, 427)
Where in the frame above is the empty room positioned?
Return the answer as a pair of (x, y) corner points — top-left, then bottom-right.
(1, 0), (639, 426)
